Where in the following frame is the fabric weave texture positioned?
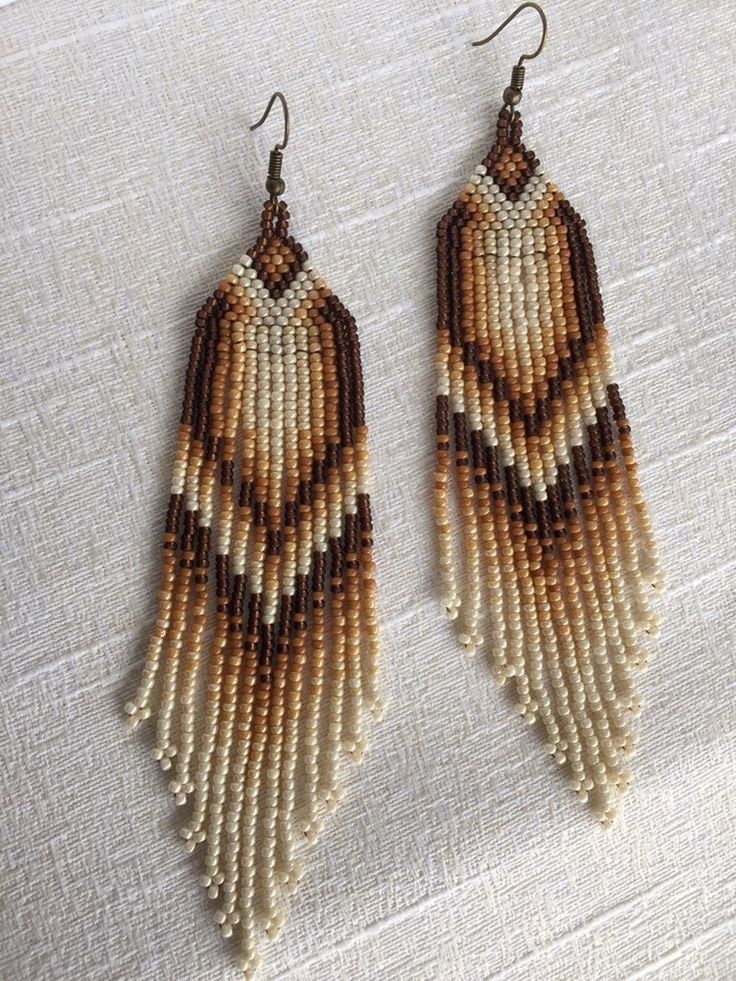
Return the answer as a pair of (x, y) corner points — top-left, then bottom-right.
(1, 1), (734, 979)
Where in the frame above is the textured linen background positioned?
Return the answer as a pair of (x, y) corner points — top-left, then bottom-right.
(2, 1), (735, 979)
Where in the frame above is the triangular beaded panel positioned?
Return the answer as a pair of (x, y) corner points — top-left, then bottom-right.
(482, 111), (540, 200)
(246, 200), (308, 298)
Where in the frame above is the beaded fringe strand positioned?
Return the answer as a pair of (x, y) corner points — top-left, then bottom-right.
(434, 109), (662, 826)
(125, 200), (382, 977)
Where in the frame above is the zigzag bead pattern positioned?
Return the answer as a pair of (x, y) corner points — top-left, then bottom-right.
(125, 200), (383, 977)
(434, 108), (663, 826)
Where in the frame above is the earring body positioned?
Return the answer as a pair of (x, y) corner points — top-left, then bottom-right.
(125, 98), (382, 976)
(434, 97), (661, 823)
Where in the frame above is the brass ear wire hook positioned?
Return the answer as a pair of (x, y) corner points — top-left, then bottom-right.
(250, 91), (290, 203)
(472, 2), (547, 64)
(250, 91), (290, 150)
(472, 3), (548, 110)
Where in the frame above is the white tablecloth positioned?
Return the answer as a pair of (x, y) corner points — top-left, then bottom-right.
(2, 1), (735, 978)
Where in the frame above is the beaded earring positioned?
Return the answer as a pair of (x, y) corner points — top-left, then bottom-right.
(124, 92), (383, 976)
(433, 4), (663, 826)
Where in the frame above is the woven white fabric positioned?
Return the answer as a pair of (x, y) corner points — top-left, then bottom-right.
(2, 1), (735, 979)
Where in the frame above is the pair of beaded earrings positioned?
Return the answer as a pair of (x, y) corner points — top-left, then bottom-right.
(124, 4), (661, 976)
